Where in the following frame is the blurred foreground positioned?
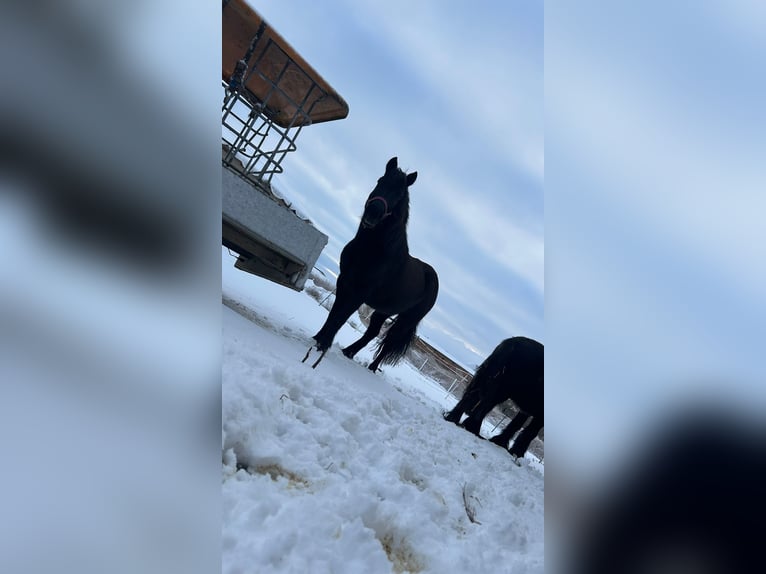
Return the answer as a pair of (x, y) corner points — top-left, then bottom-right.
(0, 3), (219, 574)
(547, 1), (766, 572)
(558, 408), (765, 573)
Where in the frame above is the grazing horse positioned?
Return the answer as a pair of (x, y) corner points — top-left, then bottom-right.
(444, 337), (543, 458)
(303, 157), (439, 370)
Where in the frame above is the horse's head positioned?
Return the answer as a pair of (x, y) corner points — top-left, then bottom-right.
(361, 156), (417, 229)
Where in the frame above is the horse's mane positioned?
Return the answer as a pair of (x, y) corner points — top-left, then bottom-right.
(393, 167), (411, 227)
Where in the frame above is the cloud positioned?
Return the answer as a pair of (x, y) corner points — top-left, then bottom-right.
(341, 0), (543, 182)
(411, 164), (544, 294)
(547, 19), (766, 300)
(705, 0), (766, 50)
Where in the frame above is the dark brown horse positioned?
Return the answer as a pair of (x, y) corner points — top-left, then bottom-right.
(444, 337), (543, 458)
(303, 157), (439, 371)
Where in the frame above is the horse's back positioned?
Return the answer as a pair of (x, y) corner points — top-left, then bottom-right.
(496, 337), (544, 370)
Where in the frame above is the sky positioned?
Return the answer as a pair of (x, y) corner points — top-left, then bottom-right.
(237, 0), (544, 368)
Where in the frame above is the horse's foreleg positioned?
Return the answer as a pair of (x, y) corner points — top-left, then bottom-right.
(312, 291), (362, 353)
(444, 393), (474, 424)
(306, 281), (363, 367)
(462, 398), (497, 437)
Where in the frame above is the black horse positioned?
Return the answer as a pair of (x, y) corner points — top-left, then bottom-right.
(303, 157), (439, 371)
(444, 337), (543, 458)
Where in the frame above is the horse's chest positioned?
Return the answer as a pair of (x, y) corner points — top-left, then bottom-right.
(339, 237), (420, 312)
(340, 242), (405, 284)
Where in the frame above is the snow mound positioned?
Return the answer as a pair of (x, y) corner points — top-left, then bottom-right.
(222, 258), (543, 573)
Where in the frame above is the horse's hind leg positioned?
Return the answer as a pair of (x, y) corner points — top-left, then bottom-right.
(342, 311), (387, 359)
(490, 411), (529, 448)
(463, 377), (508, 438)
(509, 416), (543, 459)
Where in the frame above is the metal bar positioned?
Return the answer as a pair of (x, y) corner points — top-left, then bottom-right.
(248, 53), (302, 179)
(260, 80), (319, 179)
(244, 39), (290, 116)
(246, 41), (324, 124)
(240, 21), (268, 72)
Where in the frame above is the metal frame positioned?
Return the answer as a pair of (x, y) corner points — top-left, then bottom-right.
(222, 35), (329, 185)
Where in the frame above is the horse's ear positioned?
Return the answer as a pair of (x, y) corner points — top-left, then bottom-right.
(386, 157), (398, 172)
(406, 171), (418, 186)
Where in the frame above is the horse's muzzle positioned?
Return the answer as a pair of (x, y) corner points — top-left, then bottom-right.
(362, 196), (388, 229)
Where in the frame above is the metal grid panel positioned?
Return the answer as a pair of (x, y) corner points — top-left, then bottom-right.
(222, 36), (330, 184)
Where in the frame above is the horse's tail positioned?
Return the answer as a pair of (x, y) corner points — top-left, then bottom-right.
(374, 264), (439, 366)
(461, 338), (515, 413)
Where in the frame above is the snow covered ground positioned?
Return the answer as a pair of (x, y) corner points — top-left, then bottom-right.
(222, 252), (544, 573)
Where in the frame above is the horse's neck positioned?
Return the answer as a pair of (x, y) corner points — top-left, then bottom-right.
(355, 219), (409, 254)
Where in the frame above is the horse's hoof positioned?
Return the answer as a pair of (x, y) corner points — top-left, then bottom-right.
(443, 410), (461, 423)
(310, 334), (331, 353)
(341, 348), (355, 359)
(508, 450), (525, 463)
(510, 454), (525, 466)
